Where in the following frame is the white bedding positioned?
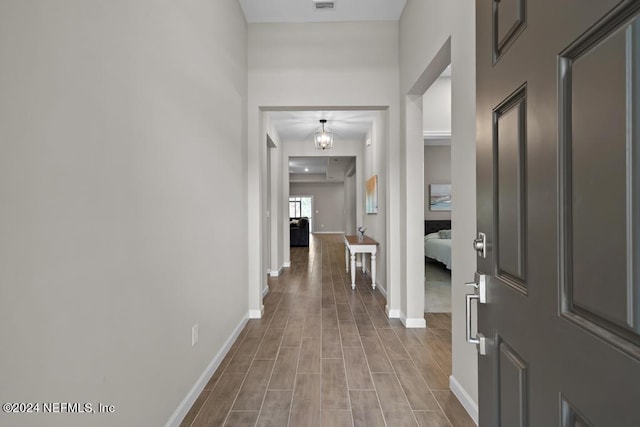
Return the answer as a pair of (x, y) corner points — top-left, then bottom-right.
(424, 231), (452, 269)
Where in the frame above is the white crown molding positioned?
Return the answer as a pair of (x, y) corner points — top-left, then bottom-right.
(423, 130), (451, 139)
(423, 131), (452, 146)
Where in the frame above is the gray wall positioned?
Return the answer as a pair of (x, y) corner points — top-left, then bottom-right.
(290, 182), (346, 233)
(266, 119), (286, 277)
(424, 145), (452, 220)
(423, 77), (452, 135)
(401, 0), (479, 418)
(344, 173), (357, 235)
(362, 112), (388, 293)
(0, 2), (248, 426)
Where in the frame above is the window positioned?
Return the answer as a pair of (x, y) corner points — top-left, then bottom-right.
(289, 196), (313, 231)
(289, 199), (302, 217)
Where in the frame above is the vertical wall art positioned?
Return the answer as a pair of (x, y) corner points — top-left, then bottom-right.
(366, 175), (378, 214)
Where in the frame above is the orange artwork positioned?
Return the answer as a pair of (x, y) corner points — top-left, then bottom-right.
(366, 175), (378, 214)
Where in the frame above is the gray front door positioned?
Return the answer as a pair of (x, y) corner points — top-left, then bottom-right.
(476, 0), (640, 425)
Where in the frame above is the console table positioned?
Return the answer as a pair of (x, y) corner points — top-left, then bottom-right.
(344, 235), (379, 290)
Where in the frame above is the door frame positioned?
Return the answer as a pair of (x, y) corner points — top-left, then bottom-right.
(404, 37), (479, 421)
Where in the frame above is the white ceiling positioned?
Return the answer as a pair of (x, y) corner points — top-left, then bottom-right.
(268, 110), (378, 144)
(289, 156), (354, 179)
(239, 0), (407, 24)
(289, 156), (329, 174)
(274, 110), (374, 177)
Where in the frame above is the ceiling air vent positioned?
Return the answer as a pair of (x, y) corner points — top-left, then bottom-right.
(313, 1), (335, 10)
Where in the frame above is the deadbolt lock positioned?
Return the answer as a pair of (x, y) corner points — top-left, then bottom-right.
(473, 232), (487, 258)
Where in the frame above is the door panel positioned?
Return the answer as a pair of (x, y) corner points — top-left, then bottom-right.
(477, 0), (640, 425)
(561, 397), (595, 427)
(570, 27), (628, 328)
(497, 338), (528, 427)
(560, 11), (640, 350)
(493, 0), (526, 62)
(495, 88), (528, 288)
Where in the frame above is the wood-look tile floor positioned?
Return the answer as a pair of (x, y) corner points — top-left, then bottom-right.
(181, 234), (475, 427)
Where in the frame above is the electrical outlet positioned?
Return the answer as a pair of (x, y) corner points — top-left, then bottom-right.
(192, 324), (199, 347)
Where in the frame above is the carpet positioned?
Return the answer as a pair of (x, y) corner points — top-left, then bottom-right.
(425, 260), (451, 313)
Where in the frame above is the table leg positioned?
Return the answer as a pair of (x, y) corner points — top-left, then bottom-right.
(350, 253), (356, 290)
(345, 246), (349, 273)
(371, 253), (377, 290)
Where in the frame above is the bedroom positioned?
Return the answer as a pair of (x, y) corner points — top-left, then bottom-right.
(423, 65), (452, 314)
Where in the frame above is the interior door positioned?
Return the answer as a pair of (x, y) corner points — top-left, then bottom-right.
(475, 0), (640, 425)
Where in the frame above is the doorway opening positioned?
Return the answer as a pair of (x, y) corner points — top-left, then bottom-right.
(288, 156), (357, 236)
(256, 107), (387, 317)
(423, 64), (453, 314)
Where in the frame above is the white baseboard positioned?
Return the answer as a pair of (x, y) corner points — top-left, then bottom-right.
(262, 286), (269, 297)
(376, 284), (387, 297)
(283, 261), (291, 268)
(450, 375), (479, 425)
(404, 318), (426, 328)
(400, 312), (426, 328)
(249, 306), (264, 319)
(269, 264), (286, 277)
(165, 314), (248, 427)
(387, 308), (401, 318)
(312, 231), (343, 234)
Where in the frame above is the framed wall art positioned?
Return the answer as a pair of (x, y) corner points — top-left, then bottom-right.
(429, 184), (451, 211)
(365, 175), (378, 214)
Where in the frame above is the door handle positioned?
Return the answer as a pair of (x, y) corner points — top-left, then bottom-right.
(465, 273), (487, 355)
(473, 232), (487, 258)
(466, 293), (481, 344)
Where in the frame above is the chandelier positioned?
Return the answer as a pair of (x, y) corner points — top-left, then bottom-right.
(313, 119), (333, 150)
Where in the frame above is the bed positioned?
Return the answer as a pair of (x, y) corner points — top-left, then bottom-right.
(424, 220), (452, 269)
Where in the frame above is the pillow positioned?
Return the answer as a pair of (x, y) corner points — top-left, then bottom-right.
(438, 229), (452, 239)
(290, 219), (299, 226)
(425, 232), (440, 241)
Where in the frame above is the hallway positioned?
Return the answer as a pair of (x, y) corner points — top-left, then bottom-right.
(181, 234), (474, 426)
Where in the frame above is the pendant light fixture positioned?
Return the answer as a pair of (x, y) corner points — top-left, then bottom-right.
(313, 119), (333, 150)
